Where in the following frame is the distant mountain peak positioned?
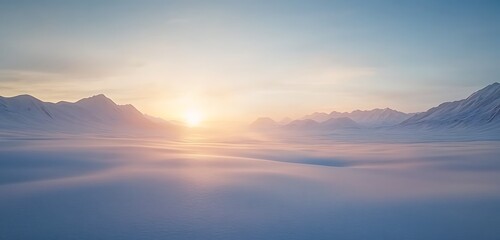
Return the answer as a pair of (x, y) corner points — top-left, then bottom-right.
(87, 94), (111, 100)
(285, 119), (320, 128)
(76, 94), (116, 106)
(251, 117), (277, 125)
(302, 107), (412, 126)
(250, 117), (278, 129)
(323, 116), (356, 123)
(4, 94), (40, 102)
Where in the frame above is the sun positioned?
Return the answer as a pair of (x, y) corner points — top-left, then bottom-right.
(184, 109), (203, 127)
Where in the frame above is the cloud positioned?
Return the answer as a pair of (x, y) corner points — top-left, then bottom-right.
(0, 46), (144, 82)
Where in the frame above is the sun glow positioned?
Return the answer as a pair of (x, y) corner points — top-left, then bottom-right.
(184, 109), (203, 127)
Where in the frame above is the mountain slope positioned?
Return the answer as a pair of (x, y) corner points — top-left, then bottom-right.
(401, 82), (500, 129)
(0, 94), (177, 135)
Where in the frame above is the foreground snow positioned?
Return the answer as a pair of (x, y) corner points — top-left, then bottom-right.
(0, 135), (499, 240)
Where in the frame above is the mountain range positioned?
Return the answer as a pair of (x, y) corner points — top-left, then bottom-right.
(1, 82), (498, 136)
(251, 108), (414, 131)
(251, 82), (500, 132)
(0, 94), (177, 135)
(302, 108), (414, 127)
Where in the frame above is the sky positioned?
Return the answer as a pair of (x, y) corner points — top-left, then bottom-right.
(1, 0), (499, 122)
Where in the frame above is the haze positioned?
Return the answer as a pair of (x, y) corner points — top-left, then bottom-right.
(1, 0), (500, 122)
(1, 1), (500, 240)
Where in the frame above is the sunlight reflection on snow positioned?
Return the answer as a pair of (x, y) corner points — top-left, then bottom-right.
(0, 136), (499, 239)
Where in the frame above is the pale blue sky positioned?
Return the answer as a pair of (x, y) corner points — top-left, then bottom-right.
(1, 0), (499, 120)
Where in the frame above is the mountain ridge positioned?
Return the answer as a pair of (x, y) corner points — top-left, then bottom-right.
(401, 82), (500, 129)
(250, 82), (500, 132)
(302, 108), (413, 127)
(0, 94), (177, 135)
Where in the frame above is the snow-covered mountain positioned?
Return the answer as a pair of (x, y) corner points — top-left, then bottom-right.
(301, 112), (331, 122)
(284, 119), (320, 130)
(283, 117), (361, 131)
(251, 83), (499, 134)
(320, 117), (360, 129)
(250, 109), (409, 131)
(249, 117), (279, 130)
(0, 94), (177, 135)
(333, 108), (413, 127)
(401, 82), (500, 129)
(302, 108), (413, 127)
(249, 116), (360, 132)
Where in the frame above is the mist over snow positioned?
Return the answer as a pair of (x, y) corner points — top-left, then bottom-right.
(1, 0), (500, 239)
(250, 83), (500, 140)
(0, 83), (499, 239)
(1, 134), (500, 239)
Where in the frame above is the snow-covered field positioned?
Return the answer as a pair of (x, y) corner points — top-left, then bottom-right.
(1, 134), (499, 240)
